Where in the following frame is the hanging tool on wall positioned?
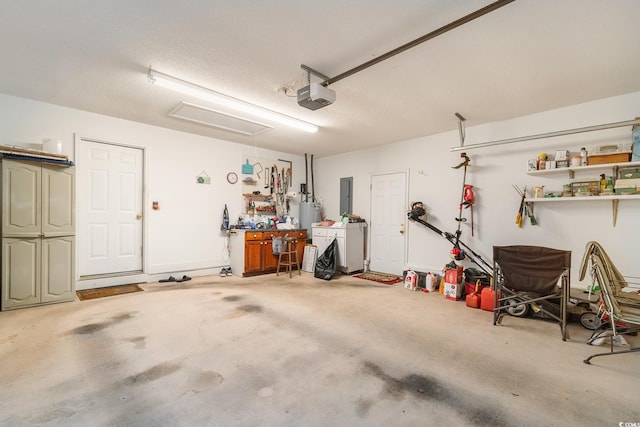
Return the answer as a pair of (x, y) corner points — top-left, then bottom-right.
(462, 184), (475, 236)
(242, 159), (254, 175)
(515, 185), (525, 227)
(525, 202), (537, 226)
(451, 152), (471, 260)
(252, 162), (263, 180)
(274, 164), (281, 193)
(513, 185), (536, 226)
(270, 166), (275, 195)
(282, 167), (287, 193)
(278, 158), (293, 194)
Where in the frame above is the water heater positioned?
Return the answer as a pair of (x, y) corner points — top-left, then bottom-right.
(299, 201), (321, 236)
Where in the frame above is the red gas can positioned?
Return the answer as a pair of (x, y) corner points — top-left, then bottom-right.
(466, 292), (481, 308)
(480, 287), (496, 311)
(466, 282), (481, 308)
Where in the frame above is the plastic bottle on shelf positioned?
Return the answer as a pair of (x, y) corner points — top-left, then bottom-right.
(580, 147), (588, 166)
(537, 153), (547, 170)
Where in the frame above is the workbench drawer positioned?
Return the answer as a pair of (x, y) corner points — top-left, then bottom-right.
(245, 232), (263, 241)
(262, 231), (279, 240)
(287, 230), (307, 240)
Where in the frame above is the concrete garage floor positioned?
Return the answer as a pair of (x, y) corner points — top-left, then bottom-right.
(1, 273), (639, 427)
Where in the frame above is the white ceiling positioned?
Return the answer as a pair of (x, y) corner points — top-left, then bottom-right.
(1, 0), (640, 157)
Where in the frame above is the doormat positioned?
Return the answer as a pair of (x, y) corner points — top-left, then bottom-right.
(76, 284), (143, 301)
(353, 272), (402, 285)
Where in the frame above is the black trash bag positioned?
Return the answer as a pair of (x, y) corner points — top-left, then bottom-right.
(315, 238), (337, 280)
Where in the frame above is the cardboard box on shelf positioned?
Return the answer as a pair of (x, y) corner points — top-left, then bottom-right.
(588, 151), (631, 165)
(614, 178), (639, 194)
(619, 167), (640, 179)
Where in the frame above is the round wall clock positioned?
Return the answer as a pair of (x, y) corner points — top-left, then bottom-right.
(226, 172), (238, 184)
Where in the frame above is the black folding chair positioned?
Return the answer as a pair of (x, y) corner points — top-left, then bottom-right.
(493, 245), (571, 340)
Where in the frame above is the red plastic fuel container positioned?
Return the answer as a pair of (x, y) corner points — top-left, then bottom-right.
(465, 281), (481, 308)
(480, 287), (496, 311)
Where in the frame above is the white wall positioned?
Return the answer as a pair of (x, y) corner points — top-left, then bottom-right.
(2, 91), (638, 289)
(314, 91), (640, 288)
(0, 93), (306, 284)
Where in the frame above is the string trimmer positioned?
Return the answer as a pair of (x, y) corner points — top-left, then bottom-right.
(451, 152), (471, 259)
(408, 203), (492, 276)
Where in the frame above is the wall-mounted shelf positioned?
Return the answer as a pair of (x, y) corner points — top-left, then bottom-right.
(527, 160), (640, 178)
(525, 194), (640, 203)
(526, 160), (640, 225)
(243, 193), (278, 215)
(525, 194), (639, 226)
(510, 117), (640, 228)
(243, 193), (272, 201)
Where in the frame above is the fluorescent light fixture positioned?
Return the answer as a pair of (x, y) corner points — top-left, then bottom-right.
(169, 102), (272, 136)
(148, 68), (318, 133)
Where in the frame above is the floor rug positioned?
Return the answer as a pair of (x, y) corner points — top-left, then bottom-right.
(353, 272), (402, 285)
(77, 284), (143, 301)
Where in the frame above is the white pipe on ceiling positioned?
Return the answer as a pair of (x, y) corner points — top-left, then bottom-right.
(449, 119), (640, 152)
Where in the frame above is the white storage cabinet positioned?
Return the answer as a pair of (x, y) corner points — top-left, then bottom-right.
(1, 159), (75, 310)
(312, 223), (366, 274)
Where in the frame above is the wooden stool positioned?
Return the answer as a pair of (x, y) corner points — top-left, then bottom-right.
(276, 237), (301, 277)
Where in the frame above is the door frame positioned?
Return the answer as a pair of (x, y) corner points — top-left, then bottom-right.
(368, 169), (409, 275)
(74, 134), (147, 289)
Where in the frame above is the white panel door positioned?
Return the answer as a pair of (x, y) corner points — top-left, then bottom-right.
(370, 172), (406, 275)
(78, 140), (143, 276)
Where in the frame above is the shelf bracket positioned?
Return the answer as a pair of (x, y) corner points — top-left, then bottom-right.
(612, 199), (619, 227)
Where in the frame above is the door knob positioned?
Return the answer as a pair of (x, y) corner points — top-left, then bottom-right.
(136, 213), (142, 220)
